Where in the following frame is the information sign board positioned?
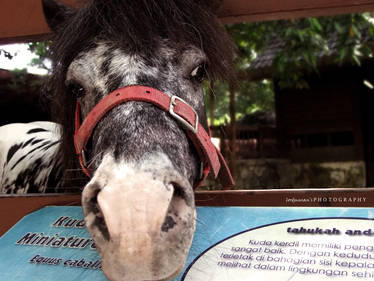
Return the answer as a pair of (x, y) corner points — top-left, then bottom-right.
(1, 206), (374, 280)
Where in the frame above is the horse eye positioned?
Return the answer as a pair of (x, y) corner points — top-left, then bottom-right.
(190, 64), (206, 83)
(68, 83), (86, 98)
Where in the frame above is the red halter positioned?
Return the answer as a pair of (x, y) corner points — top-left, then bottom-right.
(74, 85), (234, 189)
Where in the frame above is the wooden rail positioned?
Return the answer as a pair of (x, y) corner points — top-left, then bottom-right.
(1, 188), (373, 236)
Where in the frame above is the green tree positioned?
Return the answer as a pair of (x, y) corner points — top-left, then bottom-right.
(208, 13), (374, 126)
(229, 13), (374, 89)
(27, 41), (51, 72)
(206, 79), (274, 125)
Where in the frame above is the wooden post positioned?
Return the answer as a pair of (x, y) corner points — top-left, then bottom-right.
(229, 84), (236, 180)
(208, 81), (215, 127)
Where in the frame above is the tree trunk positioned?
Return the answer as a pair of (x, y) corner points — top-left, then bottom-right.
(229, 84), (236, 180)
(208, 81), (215, 127)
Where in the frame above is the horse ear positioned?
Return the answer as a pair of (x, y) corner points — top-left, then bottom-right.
(42, 0), (73, 32)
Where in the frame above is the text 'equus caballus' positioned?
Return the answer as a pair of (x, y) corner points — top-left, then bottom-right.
(0, 0), (235, 280)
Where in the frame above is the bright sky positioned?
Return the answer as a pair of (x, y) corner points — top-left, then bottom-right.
(0, 43), (49, 75)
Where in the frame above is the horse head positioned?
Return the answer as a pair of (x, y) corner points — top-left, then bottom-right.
(42, 0), (235, 280)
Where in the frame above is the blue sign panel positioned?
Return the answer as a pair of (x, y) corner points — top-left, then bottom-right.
(1, 206), (374, 280)
(0, 206), (105, 280)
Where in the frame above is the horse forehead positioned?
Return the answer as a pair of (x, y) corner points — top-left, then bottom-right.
(68, 42), (175, 83)
(67, 42), (205, 109)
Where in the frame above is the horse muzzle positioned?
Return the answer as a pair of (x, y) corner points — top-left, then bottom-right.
(82, 153), (196, 281)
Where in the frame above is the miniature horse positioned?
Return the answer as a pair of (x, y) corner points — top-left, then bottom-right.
(1, 0), (236, 280)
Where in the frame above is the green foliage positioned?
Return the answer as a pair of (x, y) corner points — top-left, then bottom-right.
(209, 13), (374, 125)
(275, 14), (374, 88)
(236, 79), (274, 117)
(28, 41), (52, 72)
(7, 68), (44, 92)
(228, 13), (374, 89)
(206, 79), (274, 125)
(8, 68), (28, 91)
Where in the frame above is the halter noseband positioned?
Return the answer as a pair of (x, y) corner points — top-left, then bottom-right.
(74, 85), (234, 189)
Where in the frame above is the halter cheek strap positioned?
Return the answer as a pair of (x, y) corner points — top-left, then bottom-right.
(74, 85), (234, 189)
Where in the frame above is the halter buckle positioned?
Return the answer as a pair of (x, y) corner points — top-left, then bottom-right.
(169, 95), (199, 134)
(81, 150), (88, 167)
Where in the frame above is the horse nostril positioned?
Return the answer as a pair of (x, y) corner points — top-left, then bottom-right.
(82, 183), (110, 241)
(168, 177), (194, 208)
(161, 180), (193, 233)
(171, 182), (186, 200)
(161, 215), (177, 232)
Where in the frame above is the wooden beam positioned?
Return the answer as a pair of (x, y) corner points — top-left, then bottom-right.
(0, 194), (81, 237)
(0, 0), (76, 44)
(1, 189), (373, 236)
(1, 0), (374, 44)
(218, 0), (374, 24)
